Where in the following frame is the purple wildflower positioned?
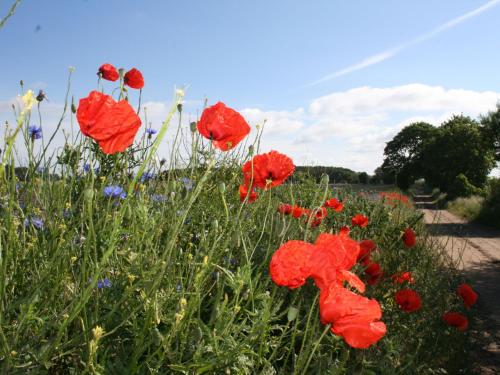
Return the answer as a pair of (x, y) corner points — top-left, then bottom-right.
(28, 125), (42, 140)
(103, 185), (126, 199)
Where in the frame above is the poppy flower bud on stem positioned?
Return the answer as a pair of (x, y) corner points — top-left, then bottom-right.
(321, 174), (329, 185)
(248, 145), (254, 156)
(218, 182), (226, 194)
(212, 219), (219, 231)
(71, 96), (76, 114)
(177, 103), (183, 113)
(189, 122), (197, 133)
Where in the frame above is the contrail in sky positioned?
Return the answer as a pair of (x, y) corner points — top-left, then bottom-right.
(306, 0), (500, 87)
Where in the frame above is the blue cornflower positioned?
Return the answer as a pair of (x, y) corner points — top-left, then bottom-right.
(24, 216), (44, 230)
(145, 128), (157, 135)
(83, 164), (99, 174)
(180, 177), (194, 191)
(97, 277), (112, 289)
(28, 125), (42, 140)
(140, 171), (155, 183)
(103, 185), (126, 199)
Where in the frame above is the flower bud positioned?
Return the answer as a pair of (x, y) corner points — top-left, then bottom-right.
(248, 145), (254, 155)
(212, 219), (219, 231)
(218, 182), (226, 194)
(190, 122), (197, 133)
(71, 96), (77, 114)
(321, 174), (330, 185)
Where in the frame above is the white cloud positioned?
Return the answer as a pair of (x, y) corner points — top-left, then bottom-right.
(240, 84), (500, 173)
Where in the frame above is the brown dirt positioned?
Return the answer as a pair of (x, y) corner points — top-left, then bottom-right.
(422, 209), (500, 374)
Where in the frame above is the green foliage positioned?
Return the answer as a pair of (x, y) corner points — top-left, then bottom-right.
(480, 104), (500, 162)
(478, 177), (500, 228)
(423, 115), (495, 191)
(447, 195), (484, 221)
(294, 166), (362, 184)
(381, 122), (437, 189)
(447, 173), (482, 200)
(381, 116), (497, 192)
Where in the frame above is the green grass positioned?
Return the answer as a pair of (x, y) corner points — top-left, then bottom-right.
(447, 195), (484, 221)
(0, 79), (475, 374)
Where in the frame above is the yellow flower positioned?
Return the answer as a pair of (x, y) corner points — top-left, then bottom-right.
(22, 90), (36, 111)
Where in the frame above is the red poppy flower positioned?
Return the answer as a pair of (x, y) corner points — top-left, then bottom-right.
(278, 203), (292, 215)
(197, 102), (250, 151)
(357, 239), (377, 265)
(77, 90), (141, 154)
(319, 285), (386, 349)
(269, 240), (314, 289)
(340, 226), (350, 235)
(443, 312), (468, 331)
(352, 214), (369, 228)
(457, 283), (478, 309)
(242, 150), (295, 189)
(98, 63), (119, 82)
(364, 261), (383, 285)
(394, 289), (422, 313)
(309, 233), (360, 290)
(391, 272), (415, 284)
(324, 198), (344, 212)
(402, 228), (416, 247)
(291, 205), (304, 218)
(124, 68), (144, 89)
(239, 184), (258, 203)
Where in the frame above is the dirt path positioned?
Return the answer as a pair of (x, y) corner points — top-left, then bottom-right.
(422, 209), (500, 374)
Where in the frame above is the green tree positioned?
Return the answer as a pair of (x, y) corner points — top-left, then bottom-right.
(480, 103), (500, 162)
(358, 172), (369, 184)
(423, 115), (495, 191)
(381, 122), (437, 189)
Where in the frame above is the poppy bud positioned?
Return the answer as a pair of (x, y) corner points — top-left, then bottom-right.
(218, 182), (226, 193)
(160, 158), (166, 166)
(212, 219), (219, 231)
(287, 306), (299, 322)
(321, 174), (329, 185)
(71, 97), (77, 114)
(20, 80), (24, 88)
(190, 122), (197, 132)
(177, 103), (183, 113)
(248, 145), (254, 155)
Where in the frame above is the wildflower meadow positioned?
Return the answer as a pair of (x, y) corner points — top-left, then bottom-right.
(0, 63), (481, 374)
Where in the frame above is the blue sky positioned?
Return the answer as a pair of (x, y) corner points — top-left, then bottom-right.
(1, 0), (500, 173)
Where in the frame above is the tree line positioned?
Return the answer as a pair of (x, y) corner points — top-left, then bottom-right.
(377, 104), (500, 197)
